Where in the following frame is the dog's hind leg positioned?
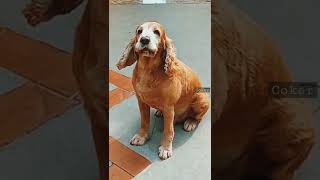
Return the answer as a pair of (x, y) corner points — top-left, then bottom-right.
(183, 93), (209, 132)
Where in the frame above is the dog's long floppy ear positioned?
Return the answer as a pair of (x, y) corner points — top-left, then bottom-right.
(162, 36), (177, 77)
(116, 36), (138, 70)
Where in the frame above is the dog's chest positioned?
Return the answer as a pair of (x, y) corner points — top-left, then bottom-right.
(133, 70), (164, 108)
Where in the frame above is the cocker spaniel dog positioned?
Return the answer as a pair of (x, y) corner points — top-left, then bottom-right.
(116, 21), (209, 160)
(213, 0), (315, 180)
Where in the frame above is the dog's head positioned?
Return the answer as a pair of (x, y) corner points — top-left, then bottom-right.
(117, 21), (176, 76)
(134, 21), (166, 57)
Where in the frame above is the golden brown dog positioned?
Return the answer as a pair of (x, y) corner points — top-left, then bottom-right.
(116, 21), (209, 160)
(213, 0), (315, 179)
(23, 0), (107, 179)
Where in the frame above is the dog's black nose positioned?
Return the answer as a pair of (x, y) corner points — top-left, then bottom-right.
(140, 37), (150, 45)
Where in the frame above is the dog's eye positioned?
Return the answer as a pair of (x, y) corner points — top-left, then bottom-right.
(137, 29), (142, 34)
(154, 30), (160, 36)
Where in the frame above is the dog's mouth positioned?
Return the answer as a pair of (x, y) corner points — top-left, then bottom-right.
(139, 47), (156, 57)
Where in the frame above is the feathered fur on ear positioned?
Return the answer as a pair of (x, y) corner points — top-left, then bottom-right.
(162, 37), (177, 77)
(116, 37), (138, 70)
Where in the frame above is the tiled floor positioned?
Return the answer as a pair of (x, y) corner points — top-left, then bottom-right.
(0, 25), (100, 180)
(0, 1), (99, 179)
(109, 69), (135, 108)
(0, 27), (78, 97)
(109, 83), (118, 91)
(0, 67), (26, 95)
(0, 83), (76, 146)
(0, 25), (151, 179)
(108, 71), (151, 179)
(110, 137), (150, 176)
(0, 26), (79, 148)
(0, 105), (100, 180)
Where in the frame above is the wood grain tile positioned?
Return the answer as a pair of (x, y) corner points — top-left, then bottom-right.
(109, 88), (134, 108)
(0, 27), (77, 97)
(109, 138), (151, 176)
(109, 136), (116, 144)
(109, 164), (132, 180)
(109, 70), (134, 92)
(0, 83), (77, 147)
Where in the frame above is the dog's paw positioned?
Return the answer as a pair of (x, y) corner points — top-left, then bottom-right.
(158, 146), (173, 160)
(154, 110), (163, 117)
(183, 119), (199, 132)
(23, 0), (52, 26)
(130, 134), (148, 146)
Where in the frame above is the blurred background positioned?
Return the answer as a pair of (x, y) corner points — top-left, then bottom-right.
(230, 0), (320, 179)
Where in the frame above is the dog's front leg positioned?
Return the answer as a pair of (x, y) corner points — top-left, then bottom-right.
(130, 98), (150, 145)
(159, 106), (174, 160)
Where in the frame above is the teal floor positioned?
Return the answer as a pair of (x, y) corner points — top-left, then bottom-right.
(0, 67), (26, 95)
(0, 105), (99, 180)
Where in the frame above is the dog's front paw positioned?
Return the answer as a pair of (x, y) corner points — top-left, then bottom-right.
(158, 146), (173, 160)
(183, 119), (199, 132)
(130, 134), (148, 146)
